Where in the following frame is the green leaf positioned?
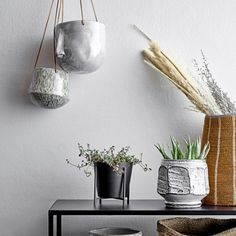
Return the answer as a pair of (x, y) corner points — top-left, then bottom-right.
(154, 144), (170, 159)
(155, 137), (210, 161)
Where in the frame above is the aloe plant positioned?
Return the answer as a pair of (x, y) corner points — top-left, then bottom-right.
(155, 137), (210, 160)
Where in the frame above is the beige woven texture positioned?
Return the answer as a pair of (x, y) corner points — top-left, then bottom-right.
(157, 218), (236, 236)
(202, 115), (236, 206)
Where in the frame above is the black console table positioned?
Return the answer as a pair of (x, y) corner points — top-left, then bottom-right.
(48, 199), (236, 236)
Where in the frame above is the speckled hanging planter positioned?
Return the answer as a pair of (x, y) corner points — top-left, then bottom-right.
(54, 0), (106, 73)
(28, 0), (70, 109)
(29, 67), (69, 109)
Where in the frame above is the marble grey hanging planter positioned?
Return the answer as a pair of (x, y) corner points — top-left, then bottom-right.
(157, 159), (209, 208)
(29, 67), (69, 109)
(54, 0), (106, 74)
(54, 20), (106, 73)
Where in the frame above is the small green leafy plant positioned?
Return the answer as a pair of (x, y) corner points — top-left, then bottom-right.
(66, 143), (151, 176)
(155, 137), (210, 160)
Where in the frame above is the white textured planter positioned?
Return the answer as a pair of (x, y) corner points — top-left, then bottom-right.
(157, 160), (209, 208)
(89, 228), (142, 236)
(54, 20), (106, 74)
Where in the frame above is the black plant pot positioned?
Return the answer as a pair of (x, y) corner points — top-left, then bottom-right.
(95, 162), (133, 200)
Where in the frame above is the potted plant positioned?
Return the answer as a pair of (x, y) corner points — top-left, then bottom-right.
(156, 137), (210, 208)
(66, 144), (151, 200)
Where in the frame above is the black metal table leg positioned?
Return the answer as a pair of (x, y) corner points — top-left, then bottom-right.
(127, 191), (130, 205)
(94, 165), (97, 207)
(57, 214), (62, 236)
(48, 211), (53, 236)
(123, 167), (126, 208)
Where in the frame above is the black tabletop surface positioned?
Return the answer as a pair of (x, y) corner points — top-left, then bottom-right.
(49, 199), (236, 215)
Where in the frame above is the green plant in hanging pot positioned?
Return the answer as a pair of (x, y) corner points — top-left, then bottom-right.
(156, 137), (210, 208)
(66, 144), (151, 201)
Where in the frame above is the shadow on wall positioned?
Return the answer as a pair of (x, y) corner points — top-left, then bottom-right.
(5, 38), (56, 110)
(140, 60), (203, 138)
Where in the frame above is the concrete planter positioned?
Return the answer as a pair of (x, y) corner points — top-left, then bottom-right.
(28, 67), (69, 109)
(157, 159), (209, 208)
(89, 228), (142, 236)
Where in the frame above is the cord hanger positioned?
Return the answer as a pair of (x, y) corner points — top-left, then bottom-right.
(80, 0), (98, 25)
(34, 0), (64, 72)
(54, 0), (64, 72)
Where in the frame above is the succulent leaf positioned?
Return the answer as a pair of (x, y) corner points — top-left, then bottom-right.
(155, 137), (210, 160)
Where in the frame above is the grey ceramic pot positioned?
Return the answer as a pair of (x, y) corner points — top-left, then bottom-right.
(54, 20), (106, 73)
(89, 228), (142, 236)
(29, 67), (69, 109)
(157, 159), (209, 208)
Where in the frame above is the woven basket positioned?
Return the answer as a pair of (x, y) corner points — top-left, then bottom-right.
(157, 218), (236, 236)
(201, 114), (236, 206)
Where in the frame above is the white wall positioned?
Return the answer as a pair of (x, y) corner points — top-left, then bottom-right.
(1, 0), (236, 235)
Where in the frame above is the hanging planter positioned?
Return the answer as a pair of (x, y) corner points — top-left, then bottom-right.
(29, 0), (69, 109)
(29, 67), (69, 109)
(54, 0), (106, 73)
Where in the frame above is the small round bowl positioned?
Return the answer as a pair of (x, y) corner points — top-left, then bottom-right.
(89, 228), (142, 236)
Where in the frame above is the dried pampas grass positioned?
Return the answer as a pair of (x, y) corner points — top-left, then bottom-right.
(135, 25), (235, 115)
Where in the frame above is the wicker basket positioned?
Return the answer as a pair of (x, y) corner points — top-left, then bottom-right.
(202, 114), (236, 206)
(157, 218), (236, 236)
